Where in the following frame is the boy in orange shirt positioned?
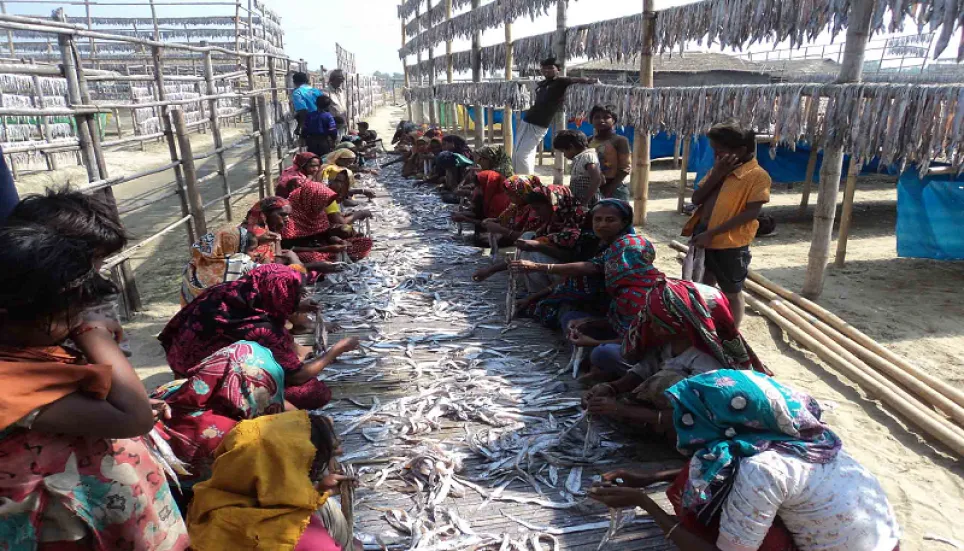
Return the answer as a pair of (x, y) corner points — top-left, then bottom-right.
(682, 121), (771, 327)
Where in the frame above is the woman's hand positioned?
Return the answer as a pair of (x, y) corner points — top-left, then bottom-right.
(351, 209), (373, 221)
(451, 212), (471, 223)
(568, 328), (600, 347)
(331, 337), (361, 355)
(566, 317), (591, 333)
(298, 298), (319, 313)
(316, 472), (355, 493)
(321, 243), (348, 253)
(583, 382), (617, 406)
(586, 396), (620, 417)
(600, 469), (665, 489)
(150, 399), (172, 422)
(481, 219), (504, 234)
(588, 486), (652, 509)
(508, 260), (541, 273)
(362, 189), (376, 199)
(514, 239), (541, 252)
(258, 230), (282, 245)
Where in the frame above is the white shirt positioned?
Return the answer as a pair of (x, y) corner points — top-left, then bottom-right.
(718, 450), (901, 551)
(325, 85), (347, 123)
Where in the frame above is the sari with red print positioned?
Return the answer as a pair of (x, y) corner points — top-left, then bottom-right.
(283, 181), (372, 263)
(589, 234), (663, 336)
(151, 341), (286, 490)
(158, 264), (330, 410)
(275, 152), (319, 199)
(531, 185), (588, 249)
(243, 196), (288, 264)
(497, 174), (545, 233)
(621, 277), (769, 373)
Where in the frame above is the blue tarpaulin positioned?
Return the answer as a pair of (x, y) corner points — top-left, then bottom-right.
(896, 169), (964, 260)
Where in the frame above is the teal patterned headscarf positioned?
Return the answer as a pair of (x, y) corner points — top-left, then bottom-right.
(665, 370), (841, 523)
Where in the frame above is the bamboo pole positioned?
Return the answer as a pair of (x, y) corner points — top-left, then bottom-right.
(0, 2), (14, 56)
(551, 0), (566, 184)
(746, 295), (964, 457)
(30, 73), (57, 170)
(470, 0), (483, 147)
(677, 136), (690, 214)
(257, 95), (273, 195)
(673, 134), (681, 168)
(487, 106), (496, 145)
(201, 41), (232, 220)
(57, 17), (99, 184)
(151, 44), (196, 245)
(414, 4), (425, 124)
(267, 56), (286, 173)
(148, 0), (160, 40)
(246, 56), (266, 198)
(503, 20), (514, 158)
(402, 18), (414, 122)
(445, 0), (454, 131)
(631, 0), (655, 225)
(171, 109), (208, 237)
(426, 0), (437, 126)
(803, 0), (874, 298)
(799, 146), (819, 213)
(834, 157), (862, 267)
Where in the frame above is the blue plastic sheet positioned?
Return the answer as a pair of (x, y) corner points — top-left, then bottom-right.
(896, 169), (964, 260)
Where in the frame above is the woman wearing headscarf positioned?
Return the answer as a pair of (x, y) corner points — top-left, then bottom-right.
(180, 226), (260, 305)
(320, 164), (376, 207)
(476, 145), (514, 178)
(282, 178), (373, 264)
(483, 174), (545, 239)
(590, 370), (901, 551)
(510, 185), (589, 292)
(243, 196), (294, 265)
(277, 152), (322, 199)
(158, 264), (360, 410)
(188, 411), (356, 551)
(451, 170), (511, 238)
(582, 277), (768, 436)
(151, 341), (286, 509)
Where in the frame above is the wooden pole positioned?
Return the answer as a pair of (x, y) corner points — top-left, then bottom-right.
(445, 0), (454, 131)
(426, 0), (437, 126)
(487, 106), (496, 144)
(30, 74), (57, 170)
(402, 19), (414, 122)
(246, 56), (267, 198)
(799, 146), (819, 213)
(414, 4), (425, 125)
(58, 26), (99, 184)
(834, 157), (862, 267)
(201, 41), (232, 221)
(84, 0), (97, 68)
(551, 0), (566, 184)
(171, 109), (208, 237)
(631, 0), (655, 225)
(267, 56), (286, 172)
(470, 0), (483, 147)
(148, 0), (160, 40)
(677, 136), (690, 214)
(151, 44), (196, 245)
(802, 0), (874, 298)
(257, 95), (273, 194)
(503, 21), (514, 158)
(0, 2), (13, 57)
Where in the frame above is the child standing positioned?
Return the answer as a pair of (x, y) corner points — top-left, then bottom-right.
(303, 95), (339, 157)
(553, 129), (603, 207)
(682, 121), (771, 328)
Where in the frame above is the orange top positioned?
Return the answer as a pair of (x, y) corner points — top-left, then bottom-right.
(0, 345), (112, 431)
(682, 159), (771, 249)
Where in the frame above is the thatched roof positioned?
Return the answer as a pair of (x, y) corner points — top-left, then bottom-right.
(570, 52), (767, 74)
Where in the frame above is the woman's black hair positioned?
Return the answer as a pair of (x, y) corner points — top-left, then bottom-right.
(540, 57), (561, 69)
(293, 72), (309, 86)
(0, 223), (114, 325)
(308, 414), (337, 481)
(315, 94), (332, 111)
(524, 191), (551, 206)
(442, 134), (469, 153)
(707, 120), (756, 152)
(9, 188), (128, 257)
(589, 104), (618, 124)
(552, 129), (589, 151)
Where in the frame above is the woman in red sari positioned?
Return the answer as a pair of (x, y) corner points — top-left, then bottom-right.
(276, 152), (322, 199)
(158, 264), (359, 410)
(282, 180), (373, 264)
(450, 170), (511, 232)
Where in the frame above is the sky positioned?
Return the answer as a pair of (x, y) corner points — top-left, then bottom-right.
(7, 0), (960, 75)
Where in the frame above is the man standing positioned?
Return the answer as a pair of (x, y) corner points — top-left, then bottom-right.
(291, 72), (321, 139)
(325, 69), (349, 139)
(588, 105), (632, 201)
(512, 57), (596, 176)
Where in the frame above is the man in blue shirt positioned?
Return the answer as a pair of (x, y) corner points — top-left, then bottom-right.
(291, 72), (322, 139)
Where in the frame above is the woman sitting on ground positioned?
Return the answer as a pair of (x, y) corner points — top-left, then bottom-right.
(424, 135), (475, 191)
(402, 136), (430, 178)
(476, 145), (514, 178)
(589, 370), (901, 551)
(450, 169), (510, 237)
(326, 146), (378, 176)
(189, 411), (357, 551)
(152, 341), (287, 510)
(277, 152), (323, 199)
(581, 277), (767, 437)
(0, 224), (189, 549)
(159, 264), (360, 410)
(282, 177), (373, 264)
(180, 226), (262, 305)
(471, 174), (545, 251)
(321, 163), (376, 205)
(243, 196), (303, 266)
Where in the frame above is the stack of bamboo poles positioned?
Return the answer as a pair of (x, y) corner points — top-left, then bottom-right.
(668, 240), (964, 458)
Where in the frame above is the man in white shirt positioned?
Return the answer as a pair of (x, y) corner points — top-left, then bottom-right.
(325, 69), (349, 139)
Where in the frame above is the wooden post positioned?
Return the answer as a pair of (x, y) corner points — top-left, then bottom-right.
(402, 19), (414, 122)
(148, 0), (160, 40)
(551, 0), (567, 184)
(487, 106), (497, 144)
(631, 0), (656, 225)
(171, 109), (208, 237)
(57, 25), (99, 184)
(503, 21), (514, 158)
(267, 56), (287, 172)
(257, 96), (273, 195)
(414, 4), (425, 125)
(202, 42), (233, 220)
(426, 0), (437, 126)
(678, 135), (690, 214)
(247, 56), (268, 198)
(470, 0), (483, 147)
(834, 157), (861, 267)
(30, 74), (58, 170)
(799, 146), (819, 213)
(802, 0), (874, 298)
(673, 134), (681, 168)
(445, 0), (454, 130)
(83, 0), (97, 68)
(151, 45), (196, 245)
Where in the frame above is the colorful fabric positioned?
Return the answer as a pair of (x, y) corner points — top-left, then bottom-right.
(665, 370), (842, 523)
(151, 341), (286, 489)
(589, 234), (662, 335)
(682, 158), (772, 249)
(0, 346), (112, 431)
(590, 134), (632, 181)
(504, 174), (542, 202)
(181, 226), (258, 305)
(531, 184), (587, 246)
(320, 164), (355, 189)
(284, 181), (338, 239)
(243, 196), (289, 264)
(188, 411), (327, 551)
(622, 277), (767, 372)
(476, 170), (511, 219)
(292, 84), (322, 113)
(496, 204), (543, 233)
(477, 145), (513, 178)
(276, 152), (319, 199)
(323, 149), (356, 166)
(158, 264), (330, 410)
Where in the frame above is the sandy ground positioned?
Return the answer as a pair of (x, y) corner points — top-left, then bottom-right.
(15, 105), (964, 549)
